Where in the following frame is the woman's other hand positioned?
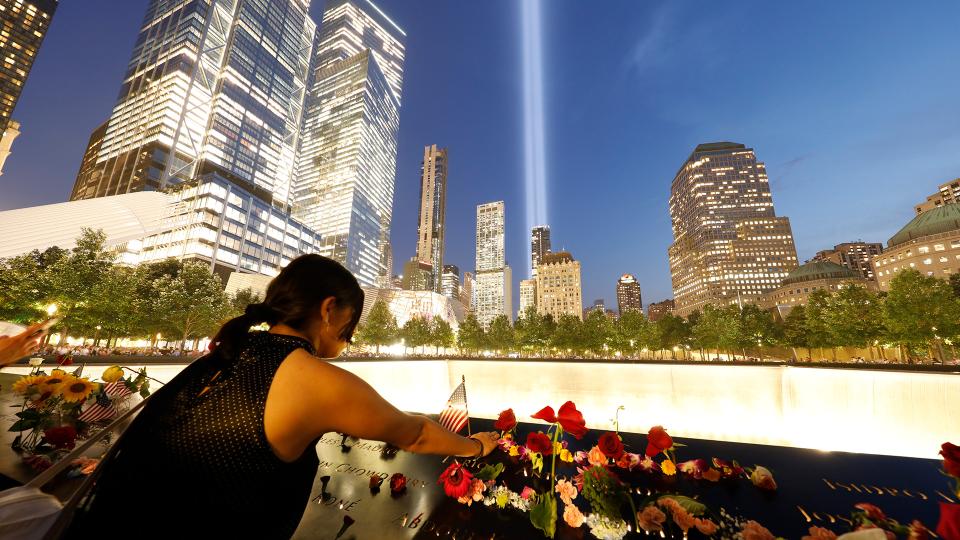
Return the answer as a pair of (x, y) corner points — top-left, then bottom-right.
(0, 323), (45, 366)
(469, 431), (500, 457)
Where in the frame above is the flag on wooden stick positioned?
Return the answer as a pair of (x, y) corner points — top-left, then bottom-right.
(438, 376), (470, 434)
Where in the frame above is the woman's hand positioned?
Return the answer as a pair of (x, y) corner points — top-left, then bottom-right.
(0, 323), (45, 367)
(469, 431), (500, 457)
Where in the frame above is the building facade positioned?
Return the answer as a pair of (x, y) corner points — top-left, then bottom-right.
(616, 274), (642, 315)
(536, 251), (582, 321)
(440, 264), (460, 300)
(518, 278), (537, 318)
(873, 204), (960, 291)
(667, 142), (799, 317)
(71, 0), (315, 206)
(812, 242), (883, 282)
(759, 261), (873, 317)
(460, 271), (474, 312)
(474, 201), (509, 327)
(415, 144), (448, 291)
(915, 179), (960, 215)
(0, 119), (19, 175)
(0, 0), (57, 135)
(530, 225), (551, 276)
(401, 257), (432, 291)
(290, 0), (405, 286)
(647, 299), (675, 322)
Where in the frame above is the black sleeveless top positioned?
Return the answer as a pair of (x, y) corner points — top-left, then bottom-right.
(69, 332), (320, 539)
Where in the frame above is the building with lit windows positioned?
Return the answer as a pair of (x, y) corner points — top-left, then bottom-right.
(536, 251), (582, 321)
(530, 225), (551, 276)
(759, 261), (873, 316)
(812, 242), (883, 282)
(460, 271), (474, 312)
(415, 145), (448, 292)
(474, 201), (511, 327)
(616, 274), (642, 315)
(915, 179), (960, 215)
(647, 299), (674, 322)
(440, 264), (460, 300)
(873, 204), (960, 291)
(291, 0), (406, 286)
(71, 0), (315, 206)
(401, 257), (432, 291)
(0, 0), (56, 136)
(667, 142), (799, 317)
(518, 278), (536, 318)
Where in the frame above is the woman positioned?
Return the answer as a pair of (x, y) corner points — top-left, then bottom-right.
(69, 255), (499, 538)
(0, 322), (45, 366)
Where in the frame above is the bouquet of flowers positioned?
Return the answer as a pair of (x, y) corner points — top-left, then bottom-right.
(8, 359), (150, 470)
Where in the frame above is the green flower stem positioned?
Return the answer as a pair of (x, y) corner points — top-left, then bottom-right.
(550, 424), (560, 494)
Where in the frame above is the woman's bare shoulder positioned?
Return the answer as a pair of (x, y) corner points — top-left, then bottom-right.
(277, 348), (369, 394)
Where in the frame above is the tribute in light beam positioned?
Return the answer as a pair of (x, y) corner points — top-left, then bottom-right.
(522, 0), (548, 277)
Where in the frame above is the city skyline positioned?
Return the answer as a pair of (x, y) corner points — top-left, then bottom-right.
(1, 1), (959, 307)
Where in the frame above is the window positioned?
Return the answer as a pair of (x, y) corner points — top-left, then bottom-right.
(918, 246), (930, 254)
(935, 244), (946, 251)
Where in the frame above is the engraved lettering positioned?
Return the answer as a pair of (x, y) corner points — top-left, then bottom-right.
(408, 513), (423, 529)
(797, 505), (813, 522)
(822, 478), (836, 490)
(882, 486), (899, 496)
(335, 463), (351, 473)
(937, 490), (957, 503)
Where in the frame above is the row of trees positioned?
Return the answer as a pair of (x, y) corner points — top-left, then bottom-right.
(355, 270), (960, 362)
(0, 229), (260, 350)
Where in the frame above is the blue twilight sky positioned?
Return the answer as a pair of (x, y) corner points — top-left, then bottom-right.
(1, 1), (958, 309)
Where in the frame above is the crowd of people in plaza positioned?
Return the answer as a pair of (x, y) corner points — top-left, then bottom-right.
(34, 344), (204, 358)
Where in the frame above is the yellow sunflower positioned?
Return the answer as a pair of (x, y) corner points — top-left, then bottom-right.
(57, 377), (98, 403)
(11, 375), (47, 395)
(39, 373), (70, 394)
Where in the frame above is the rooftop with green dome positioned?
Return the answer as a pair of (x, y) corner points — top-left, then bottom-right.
(888, 203), (960, 248)
(780, 260), (859, 286)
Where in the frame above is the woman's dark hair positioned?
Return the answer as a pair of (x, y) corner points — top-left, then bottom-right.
(210, 254), (364, 359)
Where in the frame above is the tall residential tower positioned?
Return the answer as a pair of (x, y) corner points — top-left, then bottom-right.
(475, 201), (511, 327)
(530, 225), (551, 276)
(668, 142), (798, 316)
(415, 145), (448, 291)
(291, 0), (406, 286)
(616, 274), (642, 315)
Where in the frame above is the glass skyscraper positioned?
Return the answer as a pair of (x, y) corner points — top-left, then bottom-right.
(668, 142), (798, 316)
(70, 0), (316, 205)
(291, 0), (405, 286)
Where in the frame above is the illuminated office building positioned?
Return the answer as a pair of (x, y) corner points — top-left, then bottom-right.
(401, 257), (432, 291)
(414, 145), (448, 292)
(915, 179), (960, 215)
(813, 241), (883, 282)
(873, 204), (960, 291)
(70, 0), (315, 206)
(460, 271), (474, 312)
(647, 299), (674, 322)
(518, 278), (536, 318)
(0, 0), (57, 136)
(475, 201), (510, 327)
(668, 142), (798, 317)
(536, 251), (582, 321)
(530, 225), (550, 276)
(291, 0), (406, 286)
(441, 264), (460, 300)
(616, 274), (642, 315)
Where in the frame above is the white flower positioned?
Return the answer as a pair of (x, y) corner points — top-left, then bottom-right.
(585, 514), (629, 540)
(28, 358), (43, 367)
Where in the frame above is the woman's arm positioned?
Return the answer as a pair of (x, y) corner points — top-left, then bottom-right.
(288, 352), (498, 457)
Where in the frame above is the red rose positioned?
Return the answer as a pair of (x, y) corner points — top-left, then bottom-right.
(645, 426), (673, 457)
(941, 443), (960, 479)
(526, 431), (553, 455)
(390, 472), (407, 494)
(43, 426), (77, 450)
(532, 401), (588, 439)
(494, 408), (517, 432)
(598, 431), (625, 460)
(938, 503), (960, 540)
(855, 502), (887, 522)
(369, 474), (385, 490)
(438, 461), (473, 498)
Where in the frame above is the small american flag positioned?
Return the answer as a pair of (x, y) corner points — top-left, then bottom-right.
(78, 392), (117, 423)
(103, 381), (132, 399)
(438, 377), (469, 434)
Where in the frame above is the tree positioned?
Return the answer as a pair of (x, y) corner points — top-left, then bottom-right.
(515, 306), (554, 356)
(486, 315), (515, 354)
(150, 261), (232, 351)
(581, 309), (612, 357)
(430, 317), (455, 354)
(950, 273), (960, 299)
(46, 229), (115, 339)
(824, 285), (885, 359)
(804, 289), (835, 361)
(779, 305), (809, 361)
(691, 304), (741, 360)
(400, 316), (432, 354)
(550, 314), (584, 355)
(656, 313), (691, 359)
(884, 269), (960, 362)
(356, 300), (397, 353)
(611, 309), (647, 357)
(229, 287), (263, 317)
(456, 314), (486, 355)
(737, 304), (779, 360)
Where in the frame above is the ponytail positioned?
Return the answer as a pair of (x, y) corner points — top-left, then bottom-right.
(208, 302), (280, 359)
